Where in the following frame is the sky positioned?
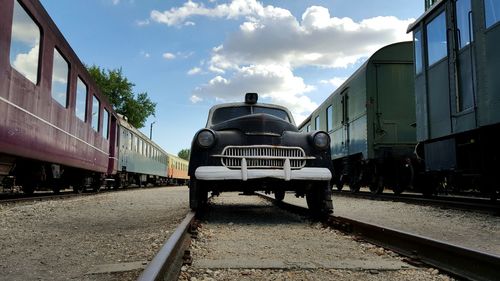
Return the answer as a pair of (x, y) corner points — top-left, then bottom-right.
(39, 0), (424, 155)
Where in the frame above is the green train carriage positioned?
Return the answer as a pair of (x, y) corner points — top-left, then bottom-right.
(408, 0), (500, 198)
(299, 42), (416, 194)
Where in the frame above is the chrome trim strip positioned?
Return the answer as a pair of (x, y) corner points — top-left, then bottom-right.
(0, 96), (109, 155)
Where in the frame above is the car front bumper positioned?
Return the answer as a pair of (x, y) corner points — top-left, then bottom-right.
(195, 166), (332, 181)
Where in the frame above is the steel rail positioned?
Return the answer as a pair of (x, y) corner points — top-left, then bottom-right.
(258, 194), (500, 281)
(137, 211), (196, 281)
(331, 190), (500, 214)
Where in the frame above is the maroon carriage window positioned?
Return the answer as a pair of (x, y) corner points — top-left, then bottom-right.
(9, 0), (41, 84)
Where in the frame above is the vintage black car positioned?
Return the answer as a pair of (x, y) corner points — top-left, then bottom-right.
(188, 93), (333, 214)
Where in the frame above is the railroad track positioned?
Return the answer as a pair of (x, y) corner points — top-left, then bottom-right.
(0, 185), (178, 204)
(262, 194), (500, 281)
(139, 193), (500, 281)
(332, 189), (500, 214)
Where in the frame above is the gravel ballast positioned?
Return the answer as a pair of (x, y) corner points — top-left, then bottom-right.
(284, 192), (500, 256)
(180, 193), (454, 281)
(0, 186), (189, 281)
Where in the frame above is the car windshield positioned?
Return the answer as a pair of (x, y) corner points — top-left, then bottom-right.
(211, 106), (290, 125)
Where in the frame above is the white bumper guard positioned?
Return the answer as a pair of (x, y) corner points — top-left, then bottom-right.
(195, 158), (332, 181)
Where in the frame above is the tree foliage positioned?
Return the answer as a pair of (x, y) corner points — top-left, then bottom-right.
(178, 149), (191, 161)
(87, 65), (156, 128)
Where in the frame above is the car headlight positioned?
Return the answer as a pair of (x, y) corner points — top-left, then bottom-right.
(312, 132), (330, 150)
(197, 129), (216, 148)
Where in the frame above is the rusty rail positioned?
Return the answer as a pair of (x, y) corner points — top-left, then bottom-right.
(258, 193), (500, 281)
(137, 211), (196, 281)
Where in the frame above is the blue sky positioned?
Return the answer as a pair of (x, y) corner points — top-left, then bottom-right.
(39, 0), (423, 155)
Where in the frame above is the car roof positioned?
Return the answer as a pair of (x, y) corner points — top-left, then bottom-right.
(205, 102), (296, 128)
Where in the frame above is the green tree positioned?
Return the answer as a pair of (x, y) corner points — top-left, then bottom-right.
(178, 149), (190, 161)
(87, 65), (156, 128)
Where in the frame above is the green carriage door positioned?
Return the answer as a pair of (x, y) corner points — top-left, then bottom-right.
(450, 0), (476, 132)
(341, 90), (349, 156)
(425, 9), (452, 139)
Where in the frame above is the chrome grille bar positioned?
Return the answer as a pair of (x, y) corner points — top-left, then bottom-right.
(212, 145), (314, 169)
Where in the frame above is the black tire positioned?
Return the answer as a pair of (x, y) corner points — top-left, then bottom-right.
(189, 178), (208, 210)
(274, 190), (285, 201)
(306, 182), (333, 215)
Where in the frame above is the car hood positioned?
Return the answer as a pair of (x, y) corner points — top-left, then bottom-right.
(210, 113), (298, 135)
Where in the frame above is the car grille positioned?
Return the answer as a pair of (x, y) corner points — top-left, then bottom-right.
(215, 145), (312, 169)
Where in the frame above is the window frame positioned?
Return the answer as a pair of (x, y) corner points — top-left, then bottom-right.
(315, 116), (320, 130)
(75, 76), (88, 122)
(51, 47), (70, 108)
(326, 105), (333, 132)
(414, 29), (424, 75)
(484, 0), (500, 29)
(9, 0), (42, 85)
(102, 109), (110, 139)
(91, 95), (100, 132)
(425, 10), (448, 68)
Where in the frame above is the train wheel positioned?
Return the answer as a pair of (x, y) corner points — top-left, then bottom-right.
(393, 159), (413, 195)
(306, 182), (333, 216)
(421, 175), (438, 198)
(189, 178), (207, 210)
(73, 185), (84, 194)
(348, 170), (361, 193)
(369, 176), (384, 194)
(22, 183), (35, 195)
(335, 176), (345, 191)
(274, 190), (285, 201)
(348, 181), (361, 193)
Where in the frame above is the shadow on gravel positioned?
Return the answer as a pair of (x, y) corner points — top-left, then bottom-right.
(198, 200), (306, 225)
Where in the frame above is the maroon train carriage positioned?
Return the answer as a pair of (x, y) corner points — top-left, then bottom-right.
(0, 0), (118, 194)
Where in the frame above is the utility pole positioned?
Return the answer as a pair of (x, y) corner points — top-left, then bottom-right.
(150, 121), (156, 140)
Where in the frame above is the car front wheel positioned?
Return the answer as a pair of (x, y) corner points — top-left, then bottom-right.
(306, 181), (333, 215)
(189, 177), (208, 210)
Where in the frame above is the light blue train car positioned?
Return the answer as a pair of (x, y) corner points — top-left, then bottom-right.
(115, 115), (168, 187)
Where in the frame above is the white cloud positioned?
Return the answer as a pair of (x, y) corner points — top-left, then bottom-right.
(187, 67), (202, 75)
(320, 77), (348, 89)
(210, 6), (413, 71)
(112, 0), (120, 5)
(12, 44), (39, 84)
(157, 1), (414, 121)
(140, 51), (151, 58)
(162, 52), (176, 60)
(192, 64), (317, 122)
(136, 19), (150, 26)
(150, 0), (290, 26)
(190, 95), (203, 103)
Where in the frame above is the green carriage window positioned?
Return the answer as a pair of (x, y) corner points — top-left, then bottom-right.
(306, 124), (311, 132)
(414, 30), (423, 74)
(485, 0), (500, 28)
(326, 106), (333, 132)
(51, 49), (69, 107)
(9, 0), (40, 84)
(76, 77), (87, 121)
(426, 11), (448, 66)
(456, 0), (472, 49)
(315, 116), (320, 130)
